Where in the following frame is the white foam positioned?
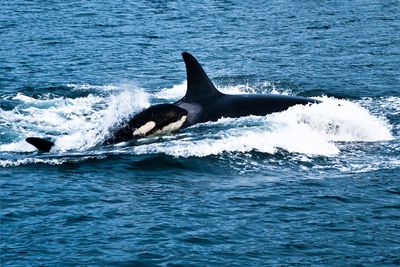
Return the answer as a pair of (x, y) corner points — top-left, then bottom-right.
(0, 89), (150, 153)
(0, 82), (396, 164)
(130, 96), (393, 158)
(0, 154), (108, 167)
(155, 81), (187, 100)
(0, 158), (68, 167)
(279, 96), (393, 142)
(133, 125), (339, 158)
(66, 83), (119, 91)
(13, 93), (43, 103)
(0, 140), (36, 153)
(55, 90), (150, 151)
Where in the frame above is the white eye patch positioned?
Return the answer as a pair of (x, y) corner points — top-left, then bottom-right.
(132, 121), (156, 137)
(154, 116), (187, 135)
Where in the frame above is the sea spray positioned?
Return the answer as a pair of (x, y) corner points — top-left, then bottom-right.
(0, 88), (149, 152)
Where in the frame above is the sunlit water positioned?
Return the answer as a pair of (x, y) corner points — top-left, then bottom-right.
(1, 1), (399, 266)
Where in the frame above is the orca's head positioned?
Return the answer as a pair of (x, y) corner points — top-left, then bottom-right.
(129, 104), (188, 137)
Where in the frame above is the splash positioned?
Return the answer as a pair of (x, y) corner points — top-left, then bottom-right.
(0, 82), (396, 167)
(130, 93), (393, 158)
(155, 81), (187, 100)
(275, 96), (393, 142)
(0, 86), (149, 153)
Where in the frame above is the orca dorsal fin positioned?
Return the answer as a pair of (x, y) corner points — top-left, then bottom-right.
(26, 137), (54, 152)
(182, 52), (223, 103)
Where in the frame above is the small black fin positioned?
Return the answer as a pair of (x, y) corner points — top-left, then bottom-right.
(26, 137), (54, 152)
(182, 52), (223, 103)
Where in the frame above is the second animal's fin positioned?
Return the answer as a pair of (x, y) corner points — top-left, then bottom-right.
(26, 137), (55, 152)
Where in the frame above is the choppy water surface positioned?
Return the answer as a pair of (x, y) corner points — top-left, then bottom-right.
(1, 1), (399, 266)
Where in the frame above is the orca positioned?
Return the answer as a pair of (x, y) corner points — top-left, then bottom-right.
(26, 52), (319, 152)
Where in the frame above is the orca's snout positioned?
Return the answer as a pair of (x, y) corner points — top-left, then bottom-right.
(130, 104), (188, 137)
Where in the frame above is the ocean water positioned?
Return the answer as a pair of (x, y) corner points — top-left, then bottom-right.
(1, 0), (399, 266)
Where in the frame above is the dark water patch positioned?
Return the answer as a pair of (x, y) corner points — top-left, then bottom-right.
(15, 85), (72, 99)
(108, 259), (164, 267)
(15, 84), (110, 99)
(345, 18), (361, 24)
(0, 98), (18, 111)
(314, 195), (352, 203)
(94, 23), (121, 28)
(1, 211), (22, 223)
(274, 205), (311, 212)
(381, 204), (400, 209)
(228, 194), (282, 203)
(142, 34), (161, 40)
(306, 25), (331, 30)
(127, 155), (233, 176)
(385, 188), (400, 195)
(181, 236), (215, 245)
(0, 66), (15, 72)
(47, 199), (85, 207)
(64, 214), (97, 226)
(127, 155), (190, 172)
(214, 74), (258, 87)
(0, 23), (16, 30)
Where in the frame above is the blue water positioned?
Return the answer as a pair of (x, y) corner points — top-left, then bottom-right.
(1, 1), (399, 265)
